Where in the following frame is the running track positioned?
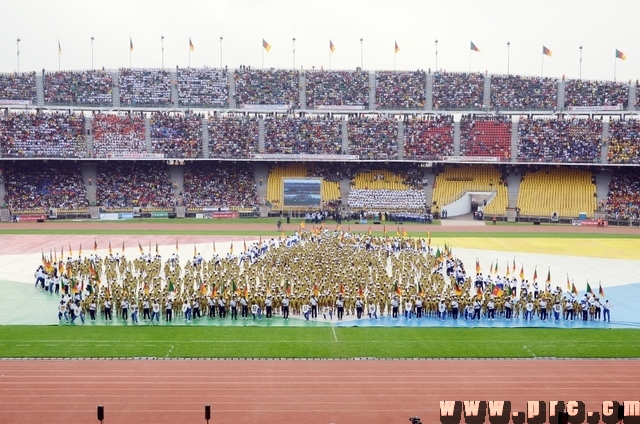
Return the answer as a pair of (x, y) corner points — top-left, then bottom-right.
(0, 359), (638, 424)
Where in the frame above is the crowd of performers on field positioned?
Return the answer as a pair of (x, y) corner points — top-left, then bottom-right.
(34, 228), (612, 325)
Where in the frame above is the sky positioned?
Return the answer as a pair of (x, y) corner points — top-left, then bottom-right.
(2, 0), (639, 82)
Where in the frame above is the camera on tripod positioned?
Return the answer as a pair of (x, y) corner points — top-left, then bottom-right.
(409, 417), (422, 424)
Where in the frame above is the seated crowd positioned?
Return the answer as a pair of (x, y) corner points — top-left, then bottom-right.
(119, 68), (172, 106)
(460, 114), (512, 158)
(207, 114), (259, 158)
(605, 170), (640, 220)
(517, 117), (602, 163)
(234, 67), (299, 107)
(403, 115), (454, 160)
(44, 70), (113, 105)
(0, 111), (86, 158)
(347, 115), (398, 159)
(305, 69), (369, 108)
(0, 71), (36, 102)
(4, 162), (89, 211)
(91, 113), (146, 158)
(432, 71), (483, 110)
(150, 112), (203, 159)
(348, 188), (426, 211)
(607, 119), (640, 164)
(182, 162), (258, 208)
(375, 70), (426, 109)
(178, 67), (228, 107)
(564, 79), (628, 108)
(96, 162), (176, 209)
(490, 74), (557, 110)
(264, 115), (342, 155)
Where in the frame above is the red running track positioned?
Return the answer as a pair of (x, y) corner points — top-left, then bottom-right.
(0, 359), (638, 424)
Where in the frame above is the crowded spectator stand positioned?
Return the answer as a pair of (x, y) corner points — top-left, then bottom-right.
(0, 71), (37, 104)
(564, 79), (628, 108)
(207, 114), (259, 159)
(91, 113), (146, 158)
(433, 71), (483, 110)
(403, 115), (454, 160)
(182, 162), (258, 209)
(306, 69), (369, 109)
(490, 74), (557, 110)
(347, 116), (398, 160)
(460, 114), (512, 158)
(264, 115), (342, 155)
(119, 68), (171, 106)
(44, 70), (113, 106)
(150, 112), (203, 159)
(234, 67), (299, 107)
(375, 70), (426, 109)
(178, 67), (228, 108)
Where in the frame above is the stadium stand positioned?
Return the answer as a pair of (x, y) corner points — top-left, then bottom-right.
(178, 67), (228, 108)
(564, 79), (628, 108)
(347, 116), (398, 160)
(0, 71), (36, 103)
(517, 117), (602, 163)
(119, 68), (172, 106)
(182, 162), (258, 209)
(490, 74), (557, 110)
(234, 67), (299, 107)
(265, 163), (340, 210)
(431, 165), (507, 216)
(91, 113), (146, 158)
(605, 169), (640, 220)
(3, 162), (89, 212)
(207, 114), (259, 159)
(150, 112), (203, 159)
(44, 70), (113, 105)
(348, 166), (426, 212)
(460, 114), (511, 159)
(0, 111), (86, 158)
(96, 161), (175, 209)
(516, 168), (596, 218)
(264, 115), (342, 155)
(375, 70), (426, 109)
(403, 115), (454, 160)
(306, 70), (369, 108)
(432, 72), (483, 110)
(607, 118), (640, 164)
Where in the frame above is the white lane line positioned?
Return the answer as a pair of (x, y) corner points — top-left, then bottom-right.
(332, 327), (338, 342)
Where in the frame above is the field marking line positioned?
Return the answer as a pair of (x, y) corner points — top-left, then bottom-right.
(165, 345), (174, 359)
(523, 345), (536, 358)
(332, 327), (338, 342)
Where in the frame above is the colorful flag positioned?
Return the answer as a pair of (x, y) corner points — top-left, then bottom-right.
(108, 242), (112, 256)
(138, 242), (143, 254)
(168, 280), (175, 292)
(616, 49), (626, 60)
(243, 239), (247, 252)
(78, 243), (82, 258)
(330, 39), (336, 53)
(519, 265), (524, 280)
(194, 244), (197, 257)
(571, 282), (578, 296)
(470, 41), (480, 52)
(542, 46), (552, 57)
(512, 258), (516, 273)
(368, 226), (372, 236)
(383, 225), (387, 236)
(262, 39), (271, 52)
(229, 242), (234, 254)
(213, 240), (216, 253)
(586, 282), (593, 295)
(58, 39), (62, 55)
(455, 283), (463, 296)
(546, 268), (551, 284)
(402, 228), (408, 238)
(93, 239), (97, 252)
(130, 37), (134, 52)
(122, 240), (125, 254)
(599, 283), (605, 298)
(505, 263), (510, 278)
(533, 267), (538, 281)
(68, 242), (73, 258)
(394, 41), (400, 54)
(475, 258), (481, 274)
(394, 281), (401, 295)
(143, 283), (150, 296)
(313, 284), (319, 297)
(358, 284), (363, 297)
(189, 37), (195, 51)
(286, 280), (292, 295)
(566, 273), (571, 291)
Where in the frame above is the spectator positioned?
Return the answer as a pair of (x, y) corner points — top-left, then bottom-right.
(91, 113), (146, 158)
(96, 162), (175, 209)
(607, 118), (640, 164)
(182, 162), (258, 208)
(490, 74), (557, 110)
(375, 70), (426, 109)
(264, 114), (342, 155)
(207, 114), (259, 159)
(605, 170), (640, 220)
(234, 67), (299, 107)
(306, 70), (369, 109)
(564, 79), (628, 108)
(44, 70), (113, 105)
(119, 68), (171, 106)
(178, 67), (228, 107)
(403, 115), (454, 160)
(460, 114), (512, 158)
(348, 115), (398, 160)
(517, 117), (602, 163)
(433, 72), (483, 110)
(150, 111), (203, 159)
(0, 71), (36, 103)
(4, 162), (89, 211)
(0, 111), (85, 158)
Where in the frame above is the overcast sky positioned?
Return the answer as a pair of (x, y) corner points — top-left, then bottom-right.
(2, 0), (639, 82)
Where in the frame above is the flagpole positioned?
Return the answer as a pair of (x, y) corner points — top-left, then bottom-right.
(541, 54), (544, 77)
(262, 42), (264, 69)
(469, 49), (471, 72)
(614, 56), (617, 82)
(189, 47), (191, 68)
